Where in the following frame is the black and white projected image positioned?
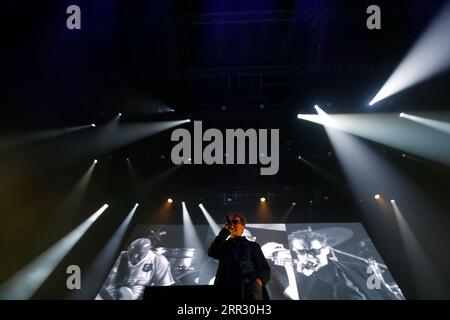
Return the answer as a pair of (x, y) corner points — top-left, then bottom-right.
(97, 223), (404, 300)
(96, 225), (208, 300)
(284, 223), (405, 300)
(246, 224), (298, 300)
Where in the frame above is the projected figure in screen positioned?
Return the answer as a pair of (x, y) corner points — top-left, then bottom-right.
(96, 234), (175, 300)
(263, 227), (404, 300)
(289, 227), (404, 300)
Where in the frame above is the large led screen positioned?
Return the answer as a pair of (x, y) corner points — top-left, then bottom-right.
(97, 223), (404, 300)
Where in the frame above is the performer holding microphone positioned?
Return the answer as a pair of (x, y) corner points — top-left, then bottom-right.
(207, 214), (271, 300)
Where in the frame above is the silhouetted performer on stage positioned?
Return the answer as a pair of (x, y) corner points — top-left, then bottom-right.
(208, 214), (271, 300)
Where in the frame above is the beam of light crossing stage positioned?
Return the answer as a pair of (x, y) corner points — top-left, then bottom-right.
(297, 110), (450, 166)
(391, 201), (448, 297)
(298, 155), (342, 187)
(198, 204), (220, 235)
(297, 113), (337, 128)
(26, 119), (190, 176)
(310, 107), (432, 204)
(133, 165), (184, 199)
(401, 153), (441, 170)
(112, 120), (190, 149)
(122, 95), (175, 116)
(126, 158), (139, 185)
(308, 106), (449, 298)
(369, 2), (450, 105)
(70, 203), (139, 299)
(281, 202), (296, 223)
(58, 159), (98, 216)
(0, 204), (109, 300)
(0, 124), (96, 151)
(399, 113), (450, 135)
(86, 119), (191, 162)
(181, 202), (203, 250)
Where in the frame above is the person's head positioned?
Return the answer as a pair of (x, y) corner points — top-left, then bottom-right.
(229, 214), (246, 238)
(127, 238), (152, 265)
(288, 228), (331, 276)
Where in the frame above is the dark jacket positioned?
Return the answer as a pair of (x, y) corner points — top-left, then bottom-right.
(207, 228), (271, 300)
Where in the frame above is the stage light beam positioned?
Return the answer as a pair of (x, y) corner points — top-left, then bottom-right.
(297, 106), (339, 129)
(0, 204), (109, 299)
(198, 204), (221, 235)
(281, 202), (296, 223)
(181, 202), (202, 249)
(369, 2), (450, 105)
(298, 111), (450, 166)
(391, 202), (448, 297)
(70, 203), (138, 299)
(57, 160), (98, 218)
(399, 113), (450, 135)
(0, 124), (97, 150)
(316, 115), (449, 297)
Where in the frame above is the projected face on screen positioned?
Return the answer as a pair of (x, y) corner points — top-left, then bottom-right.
(98, 223), (405, 300)
(127, 238), (152, 265)
(289, 231), (331, 276)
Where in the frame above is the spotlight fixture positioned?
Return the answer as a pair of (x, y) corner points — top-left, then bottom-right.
(167, 198), (173, 204)
(292, 202), (296, 206)
(91, 124), (96, 127)
(374, 194), (381, 200)
(399, 113), (405, 117)
(390, 199), (396, 204)
(297, 114), (302, 119)
(93, 159), (98, 164)
(118, 113), (122, 117)
(198, 203), (203, 207)
(260, 197), (266, 203)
